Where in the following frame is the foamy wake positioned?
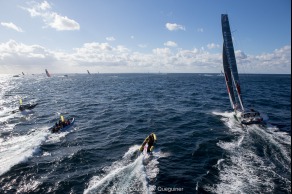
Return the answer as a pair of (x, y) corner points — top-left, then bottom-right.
(46, 131), (71, 144)
(0, 128), (50, 176)
(84, 145), (168, 194)
(207, 111), (291, 193)
(212, 111), (243, 132)
(0, 107), (16, 124)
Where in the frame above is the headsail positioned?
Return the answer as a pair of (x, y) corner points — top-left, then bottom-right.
(45, 69), (51, 77)
(221, 14), (244, 111)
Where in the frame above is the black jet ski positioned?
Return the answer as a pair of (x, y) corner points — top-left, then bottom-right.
(19, 103), (38, 111)
(139, 133), (157, 153)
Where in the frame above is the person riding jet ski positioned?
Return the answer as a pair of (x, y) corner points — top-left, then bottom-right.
(139, 133), (157, 153)
(18, 98), (38, 111)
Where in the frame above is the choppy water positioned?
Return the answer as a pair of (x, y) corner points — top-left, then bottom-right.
(0, 73), (290, 194)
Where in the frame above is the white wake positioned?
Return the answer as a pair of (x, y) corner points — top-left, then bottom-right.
(84, 145), (167, 194)
(0, 128), (50, 176)
(207, 111), (291, 193)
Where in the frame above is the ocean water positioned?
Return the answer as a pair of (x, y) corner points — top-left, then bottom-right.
(0, 73), (290, 194)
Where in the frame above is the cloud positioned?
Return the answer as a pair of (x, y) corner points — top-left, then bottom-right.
(207, 43), (220, 49)
(165, 23), (185, 31)
(0, 39), (290, 74)
(22, 1), (80, 31)
(138, 44), (147, 48)
(49, 13), (80, 31)
(39, 1), (51, 10)
(106, 37), (116, 41)
(0, 40), (57, 73)
(235, 46), (291, 73)
(235, 50), (247, 59)
(153, 47), (172, 56)
(197, 28), (204, 32)
(1, 22), (24, 32)
(164, 41), (177, 47)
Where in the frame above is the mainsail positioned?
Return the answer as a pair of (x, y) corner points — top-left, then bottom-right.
(221, 14), (244, 111)
(45, 69), (51, 77)
(223, 44), (236, 109)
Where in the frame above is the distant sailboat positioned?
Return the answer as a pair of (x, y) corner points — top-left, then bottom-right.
(221, 14), (263, 125)
(87, 70), (91, 75)
(45, 69), (51, 77)
(22, 72), (25, 75)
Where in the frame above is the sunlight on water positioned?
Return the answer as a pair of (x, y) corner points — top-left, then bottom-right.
(0, 74), (290, 193)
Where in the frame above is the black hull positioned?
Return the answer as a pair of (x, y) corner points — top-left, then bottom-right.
(19, 103), (38, 111)
(50, 118), (75, 133)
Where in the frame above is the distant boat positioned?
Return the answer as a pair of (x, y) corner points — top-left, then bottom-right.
(45, 69), (51, 77)
(221, 14), (263, 125)
(87, 70), (91, 75)
(13, 75), (20, 77)
(22, 72), (25, 75)
(64, 75), (68, 77)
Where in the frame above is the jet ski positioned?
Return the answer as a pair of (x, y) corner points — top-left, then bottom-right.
(139, 133), (157, 153)
(19, 103), (38, 111)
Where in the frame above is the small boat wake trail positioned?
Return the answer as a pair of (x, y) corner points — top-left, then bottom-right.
(0, 127), (49, 176)
(207, 111), (291, 193)
(84, 145), (166, 194)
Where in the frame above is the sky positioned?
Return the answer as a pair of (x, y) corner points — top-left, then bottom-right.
(0, 0), (291, 74)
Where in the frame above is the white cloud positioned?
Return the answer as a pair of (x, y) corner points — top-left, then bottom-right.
(138, 44), (147, 48)
(164, 41), (177, 47)
(166, 23), (185, 31)
(22, 1), (80, 31)
(49, 13), (80, 31)
(0, 39), (290, 74)
(235, 46), (291, 73)
(1, 22), (23, 32)
(235, 50), (247, 59)
(197, 28), (204, 32)
(39, 1), (51, 10)
(207, 43), (220, 49)
(106, 37), (116, 41)
(153, 47), (172, 56)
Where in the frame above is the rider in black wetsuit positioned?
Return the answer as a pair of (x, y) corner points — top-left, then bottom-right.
(19, 105), (25, 111)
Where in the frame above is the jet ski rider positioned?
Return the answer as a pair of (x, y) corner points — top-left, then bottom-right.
(139, 133), (156, 153)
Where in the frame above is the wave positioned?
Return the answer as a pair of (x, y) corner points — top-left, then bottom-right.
(84, 145), (167, 194)
(207, 111), (291, 193)
(0, 128), (49, 176)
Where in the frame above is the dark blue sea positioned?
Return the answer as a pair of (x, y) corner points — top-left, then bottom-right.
(0, 73), (290, 194)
